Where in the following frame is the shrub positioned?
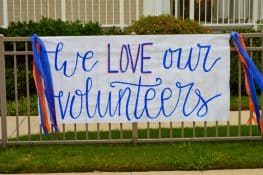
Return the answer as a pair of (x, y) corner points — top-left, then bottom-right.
(1, 18), (104, 100)
(124, 15), (211, 34)
(2, 17), (103, 36)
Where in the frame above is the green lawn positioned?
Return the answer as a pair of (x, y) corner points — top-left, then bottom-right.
(1, 141), (263, 173)
(2, 95), (263, 173)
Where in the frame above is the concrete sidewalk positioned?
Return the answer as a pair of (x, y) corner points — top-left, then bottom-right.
(17, 169), (263, 175)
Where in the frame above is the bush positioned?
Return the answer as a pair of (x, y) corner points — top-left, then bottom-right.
(1, 18), (104, 100)
(2, 17), (103, 36)
(124, 15), (211, 34)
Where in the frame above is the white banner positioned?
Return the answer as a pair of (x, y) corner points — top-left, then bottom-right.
(40, 34), (230, 123)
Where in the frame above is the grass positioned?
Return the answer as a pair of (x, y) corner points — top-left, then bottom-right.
(2, 96), (263, 173)
(6, 95), (261, 116)
(1, 125), (261, 173)
(0, 141), (263, 173)
(230, 96), (262, 111)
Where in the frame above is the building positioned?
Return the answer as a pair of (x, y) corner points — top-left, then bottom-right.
(0, 0), (262, 29)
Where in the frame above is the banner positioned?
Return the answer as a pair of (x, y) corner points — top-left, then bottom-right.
(33, 34), (230, 124)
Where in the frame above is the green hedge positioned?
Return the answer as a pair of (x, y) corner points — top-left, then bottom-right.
(124, 15), (210, 34)
(1, 18), (103, 36)
(1, 18), (103, 99)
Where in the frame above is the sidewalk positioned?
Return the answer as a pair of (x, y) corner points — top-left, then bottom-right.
(17, 169), (263, 175)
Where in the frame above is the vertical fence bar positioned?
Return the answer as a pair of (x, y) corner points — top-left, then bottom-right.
(105, 0), (108, 24)
(243, 0), (245, 24)
(78, 0), (80, 19)
(63, 123), (65, 140)
(91, 0), (94, 22)
(54, 0), (57, 19)
(109, 123), (111, 139)
(182, 0), (185, 19)
(2, 0), (8, 27)
(216, 0), (219, 24)
(19, 0), (22, 21)
(40, 0), (43, 17)
(199, 0), (201, 23)
(26, 0), (29, 22)
(189, 0), (195, 20)
(193, 121), (196, 138)
(227, 0), (230, 24)
(13, 42), (20, 140)
(97, 123), (100, 139)
(261, 33), (263, 139)
(0, 35), (7, 148)
(129, 0), (132, 24)
(136, 0), (139, 20)
(47, 0), (50, 18)
(112, 0), (115, 24)
(222, 0), (225, 24)
(174, 0), (178, 18)
(204, 121), (207, 137)
(233, 0), (236, 24)
(253, 0), (259, 27)
(119, 0), (124, 29)
(169, 122), (173, 138)
(158, 122), (161, 139)
(147, 122), (150, 139)
(33, 0), (36, 22)
(120, 123), (123, 139)
(84, 0), (87, 22)
(85, 123), (88, 140)
(238, 0), (241, 23)
(181, 121), (184, 138)
(74, 123), (77, 140)
(238, 59), (241, 136)
(51, 124), (54, 140)
(249, 38), (253, 136)
(70, 0), (73, 21)
(215, 121), (218, 137)
(227, 120), (230, 137)
(98, 0), (101, 23)
(12, 0), (16, 22)
(25, 42), (31, 140)
(250, 0), (251, 23)
(210, 0), (213, 24)
(61, 0), (66, 21)
(204, 0), (207, 24)
(132, 122), (138, 145)
(39, 124), (42, 141)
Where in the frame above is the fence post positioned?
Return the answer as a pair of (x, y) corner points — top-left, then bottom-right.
(261, 32), (263, 140)
(0, 34), (7, 148)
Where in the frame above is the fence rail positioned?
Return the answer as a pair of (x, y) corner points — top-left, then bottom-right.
(0, 0), (262, 29)
(1, 33), (263, 148)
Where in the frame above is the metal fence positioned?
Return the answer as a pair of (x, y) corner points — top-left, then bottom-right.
(0, 0), (142, 29)
(173, 0), (263, 27)
(1, 0), (262, 29)
(0, 33), (263, 148)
